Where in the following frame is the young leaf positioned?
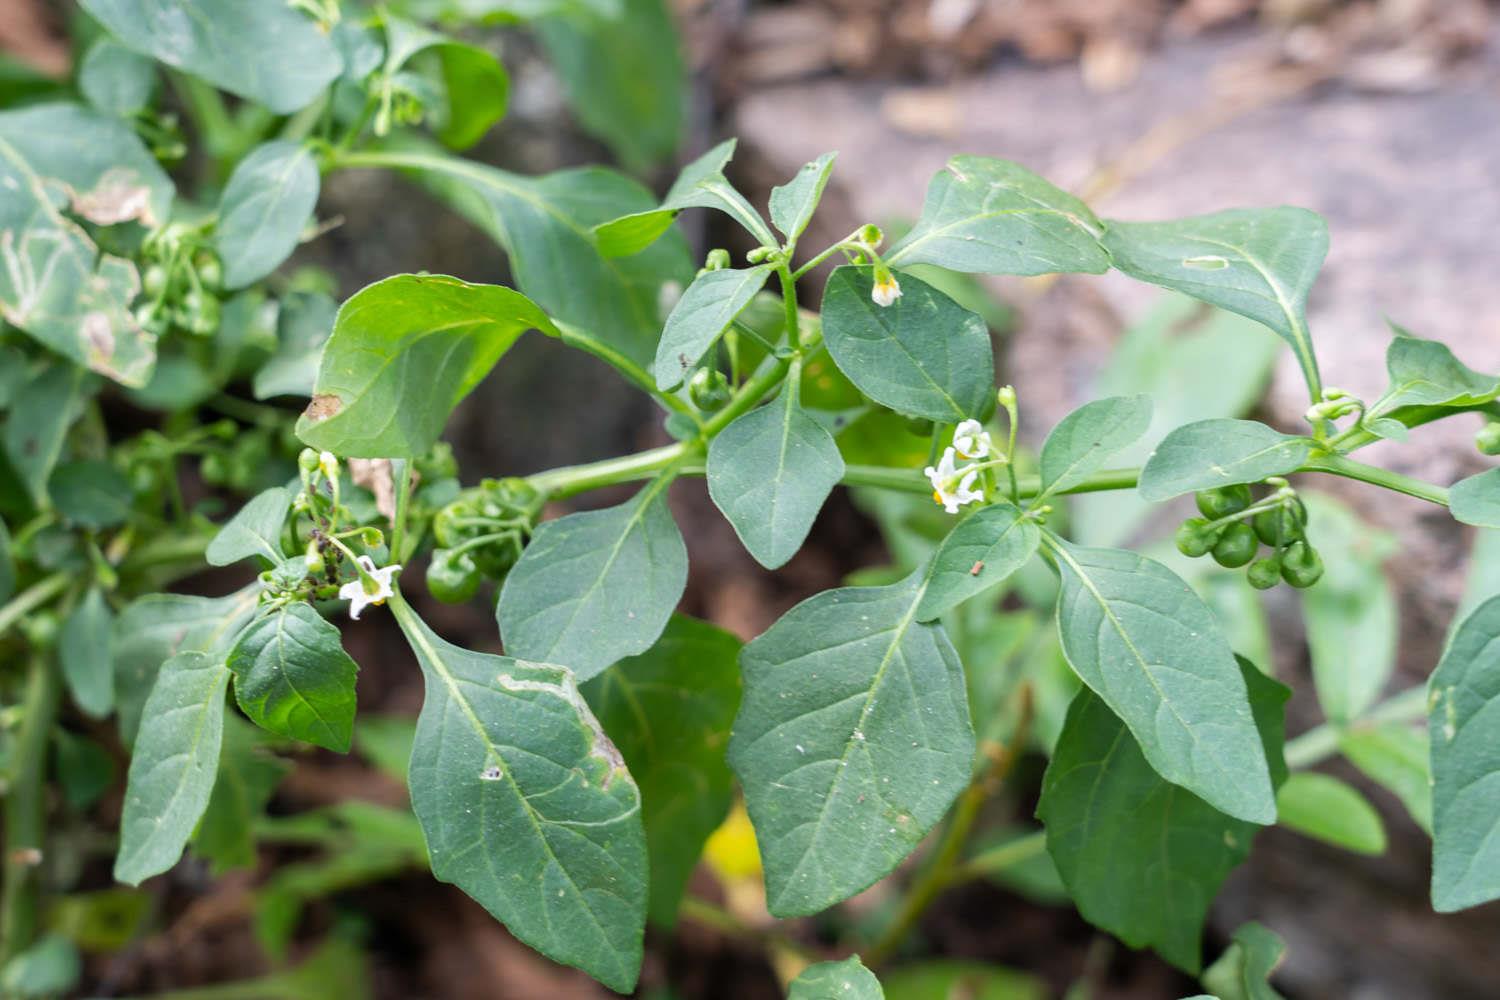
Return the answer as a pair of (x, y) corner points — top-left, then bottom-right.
(886, 156), (1109, 275)
(881, 961), (1045, 1000)
(1138, 419), (1313, 502)
(381, 17), (508, 150)
(1037, 395), (1152, 498)
(387, 150), (693, 366)
(215, 141), (320, 290)
(80, 0), (341, 114)
(1429, 594), (1500, 911)
(1037, 662), (1287, 973)
(1339, 723), (1431, 833)
(1201, 922), (1288, 1000)
(788, 957), (883, 1000)
(205, 486), (291, 567)
(729, 573), (975, 917)
(253, 290), (336, 400)
(0, 105), (170, 385)
(114, 651), (231, 885)
(820, 265), (994, 423)
(593, 139), (772, 257)
(1274, 772), (1386, 855)
(915, 501), (1041, 621)
(537, 0), (683, 174)
(79, 38), (155, 116)
(112, 589), (259, 747)
(228, 604), (359, 753)
(1299, 493), (1397, 723)
(296, 275), (557, 458)
(582, 615), (741, 928)
(498, 479), (687, 681)
(1375, 330), (1500, 412)
(1045, 537), (1276, 823)
(4, 364), (85, 506)
(706, 388), (845, 570)
(192, 715), (290, 874)
(1101, 208), (1329, 398)
(394, 601), (647, 993)
(770, 152), (837, 246)
(653, 265), (774, 390)
(1450, 468), (1500, 528)
(60, 587), (114, 719)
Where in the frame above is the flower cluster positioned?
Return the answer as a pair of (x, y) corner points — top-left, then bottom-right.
(924, 419), (993, 514)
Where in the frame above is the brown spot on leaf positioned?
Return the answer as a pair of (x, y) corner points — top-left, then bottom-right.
(303, 394), (343, 423)
(72, 172), (155, 226)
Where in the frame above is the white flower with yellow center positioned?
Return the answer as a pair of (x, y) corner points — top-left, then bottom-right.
(924, 447), (984, 514)
(871, 274), (902, 307)
(340, 556), (401, 620)
(952, 419), (992, 460)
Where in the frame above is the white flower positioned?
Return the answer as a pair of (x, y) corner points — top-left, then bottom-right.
(952, 419), (991, 460)
(924, 447), (984, 514)
(339, 556), (401, 620)
(871, 274), (902, 307)
(318, 450), (340, 481)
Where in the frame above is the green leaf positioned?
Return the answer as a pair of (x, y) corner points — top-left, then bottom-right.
(384, 148), (692, 367)
(537, 0), (683, 173)
(48, 460), (131, 529)
(0, 935), (80, 999)
(1339, 723), (1431, 833)
(882, 961), (1047, 1000)
(112, 589), (259, 747)
(205, 486), (291, 567)
(1273, 771), (1385, 854)
(1102, 208), (1329, 397)
(499, 479), (686, 681)
(3, 363), (85, 506)
(228, 603), (359, 752)
(1037, 395), (1152, 498)
(582, 615), (741, 927)
(79, 38), (156, 115)
(1299, 492), (1397, 723)
(770, 152), (837, 246)
(254, 290), (336, 400)
(886, 156), (1108, 275)
(1428, 594), (1500, 911)
(0, 104), (170, 385)
(594, 139), (771, 257)
(81, 0), (341, 114)
(1045, 537), (1276, 823)
(706, 388), (844, 570)
(60, 587), (114, 719)
(653, 265), (773, 389)
(352, 714), (417, 783)
(114, 650), (231, 885)
(296, 274), (556, 458)
(788, 957), (883, 1000)
(916, 501), (1040, 621)
(382, 17), (509, 150)
(0, 520), (13, 606)
(1451, 468), (1500, 528)
(729, 572), (974, 916)
(215, 141), (320, 290)
(1138, 419), (1314, 502)
(1201, 922), (1288, 1000)
(394, 601), (647, 993)
(192, 715), (290, 874)
(820, 265), (994, 423)
(1037, 661), (1287, 972)
(1376, 328), (1500, 412)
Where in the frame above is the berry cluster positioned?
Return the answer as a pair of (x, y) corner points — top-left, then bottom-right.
(426, 478), (544, 603)
(1175, 479), (1324, 590)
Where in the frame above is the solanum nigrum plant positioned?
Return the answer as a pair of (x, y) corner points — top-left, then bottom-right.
(6, 3), (1500, 998)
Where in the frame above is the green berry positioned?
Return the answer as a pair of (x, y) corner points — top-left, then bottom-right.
(1211, 522), (1258, 568)
(426, 548), (480, 604)
(1195, 484), (1252, 520)
(142, 263), (170, 298)
(1476, 423), (1500, 456)
(193, 250), (222, 290)
(1175, 517), (1220, 558)
(433, 502), (474, 549)
(1247, 556), (1282, 591)
(1253, 505), (1304, 547)
(1280, 541), (1325, 588)
(689, 368), (732, 412)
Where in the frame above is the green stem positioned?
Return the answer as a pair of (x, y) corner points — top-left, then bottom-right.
(527, 443), (688, 500)
(678, 897), (814, 962)
(0, 574), (70, 639)
(1300, 454), (1449, 507)
(1282, 684), (1429, 770)
(949, 829), (1048, 884)
(1, 654), (61, 965)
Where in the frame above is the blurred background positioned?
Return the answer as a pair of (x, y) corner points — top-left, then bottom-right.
(5, 1), (1500, 997)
